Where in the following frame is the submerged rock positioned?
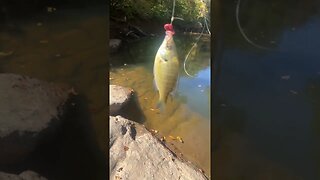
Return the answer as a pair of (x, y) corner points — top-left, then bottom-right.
(0, 170), (47, 180)
(109, 115), (208, 180)
(109, 39), (122, 53)
(0, 73), (72, 165)
(109, 85), (133, 115)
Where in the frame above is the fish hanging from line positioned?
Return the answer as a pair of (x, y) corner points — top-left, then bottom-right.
(153, 23), (180, 111)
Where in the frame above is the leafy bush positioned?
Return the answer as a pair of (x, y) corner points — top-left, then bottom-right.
(110, 0), (209, 22)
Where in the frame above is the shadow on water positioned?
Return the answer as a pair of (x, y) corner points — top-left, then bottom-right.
(0, 95), (106, 180)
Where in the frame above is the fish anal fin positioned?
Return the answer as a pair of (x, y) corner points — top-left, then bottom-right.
(153, 79), (158, 91)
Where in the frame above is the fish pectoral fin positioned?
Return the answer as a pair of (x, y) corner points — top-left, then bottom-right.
(170, 89), (179, 97)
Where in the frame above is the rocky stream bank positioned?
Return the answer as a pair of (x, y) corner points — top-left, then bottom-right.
(109, 84), (209, 180)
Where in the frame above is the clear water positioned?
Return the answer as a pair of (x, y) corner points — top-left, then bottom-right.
(110, 34), (211, 176)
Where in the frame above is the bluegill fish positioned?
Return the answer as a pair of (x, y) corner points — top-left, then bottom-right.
(153, 24), (180, 110)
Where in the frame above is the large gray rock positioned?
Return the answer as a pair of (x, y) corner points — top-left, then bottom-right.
(109, 116), (208, 180)
(0, 170), (47, 180)
(0, 73), (73, 165)
(109, 85), (133, 115)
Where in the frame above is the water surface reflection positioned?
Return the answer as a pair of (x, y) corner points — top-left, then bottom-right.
(213, 0), (320, 179)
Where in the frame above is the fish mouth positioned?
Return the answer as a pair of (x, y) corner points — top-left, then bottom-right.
(165, 30), (175, 36)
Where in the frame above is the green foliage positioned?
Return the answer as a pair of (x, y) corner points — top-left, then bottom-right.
(151, 3), (171, 20)
(110, 0), (209, 22)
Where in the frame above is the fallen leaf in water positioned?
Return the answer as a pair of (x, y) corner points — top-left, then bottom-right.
(177, 136), (184, 143)
(150, 129), (158, 134)
(160, 136), (166, 142)
(169, 135), (176, 140)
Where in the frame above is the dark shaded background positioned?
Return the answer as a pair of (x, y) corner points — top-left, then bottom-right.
(213, 0), (320, 179)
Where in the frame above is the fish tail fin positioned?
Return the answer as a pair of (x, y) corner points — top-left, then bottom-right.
(156, 99), (166, 112)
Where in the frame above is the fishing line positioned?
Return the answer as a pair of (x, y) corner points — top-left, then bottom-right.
(170, 0), (176, 24)
(183, 17), (207, 78)
(204, 16), (211, 35)
(236, 0), (272, 50)
(170, 0), (184, 24)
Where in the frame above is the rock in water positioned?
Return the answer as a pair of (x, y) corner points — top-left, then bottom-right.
(0, 73), (72, 165)
(0, 170), (47, 180)
(109, 85), (133, 115)
(109, 39), (122, 53)
(109, 116), (208, 180)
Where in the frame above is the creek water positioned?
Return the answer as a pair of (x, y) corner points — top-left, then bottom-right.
(213, 0), (320, 179)
(0, 6), (107, 179)
(110, 34), (211, 176)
